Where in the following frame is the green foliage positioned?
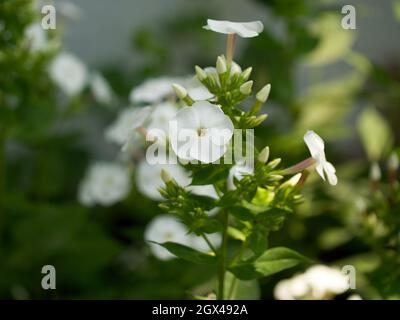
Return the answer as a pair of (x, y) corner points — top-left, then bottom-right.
(229, 247), (310, 280)
(153, 242), (217, 264)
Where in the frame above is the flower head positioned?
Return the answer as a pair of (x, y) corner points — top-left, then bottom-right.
(304, 130), (337, 186)
(78, 162), (130, 206)
(170, 101), (234, 164)
(49, 52), (88, 96)
(24, 23), (47, 52)
(203, 19), (264, 38)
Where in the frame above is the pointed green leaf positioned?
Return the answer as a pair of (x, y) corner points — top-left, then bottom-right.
(152, 241), (217, 264)
(229, 247), (310, 280)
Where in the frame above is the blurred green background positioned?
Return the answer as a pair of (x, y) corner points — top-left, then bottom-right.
(0, 0), (400, 299)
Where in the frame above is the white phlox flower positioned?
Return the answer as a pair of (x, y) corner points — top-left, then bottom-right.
(24, 23), (47, 52)
(274, 264), (350, 300)
(170, 101), (234, 164)
(78, 162), (131, 206)
(145, 215), (222, 260)
(144, 215), (188, 260)
(129, 77), (180, 104)
(105, 106), (152, 146)
(49, 52), (88, 96)
(304, 130), (337, 186)
(203, 19), (264, 38)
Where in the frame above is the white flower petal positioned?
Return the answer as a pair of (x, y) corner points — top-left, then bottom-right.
(204, 19), (263, 38)
(324, 162), (338, 186)
(304, 130), (325, 159)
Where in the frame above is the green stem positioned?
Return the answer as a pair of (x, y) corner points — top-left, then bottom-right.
(217, 209), (229, 300)
(201, 234), (217, 255)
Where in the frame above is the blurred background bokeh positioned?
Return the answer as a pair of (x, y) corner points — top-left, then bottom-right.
(0, 0), (399, 299)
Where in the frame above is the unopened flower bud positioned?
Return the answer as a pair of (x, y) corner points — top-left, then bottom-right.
(258, 146), (270, 163)
(195, 65), (207, 81)
(216, 56), (227, 74)
(267, 158), (281, 169)
(388, 152), (399, 171)
(256, 84), (271, 103)
(161, 169), (172, 183)
(172, 83), (187, 99)
(240, 80), (253, 95)
(370, 162), (381, 181)
(241, 67), (252, 81)
(286, 173), (302, 187)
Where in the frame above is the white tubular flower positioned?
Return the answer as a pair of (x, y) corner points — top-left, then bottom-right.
(136, 162), (191, 201)
(304, 130), (338, 186)
(49, 52), (88, 96)
(170, 101), (234, 164)
(227, 161), (254, 190)
(144, 215), (188, 260)
(105, 106), (152, 146)
(203, 19), (264, 38)
(90, 72), (113, 105)
(24, 23), (47, 52)
(78, 162), (130, 206)
(129, 77), (179, 104)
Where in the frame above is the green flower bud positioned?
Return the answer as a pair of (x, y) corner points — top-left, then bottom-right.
(161, 169), (172, 183)
(241, 67), (252, 81)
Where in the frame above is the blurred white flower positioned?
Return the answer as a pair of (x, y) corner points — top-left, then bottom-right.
(49, 52), (88, 96)
(304, 130), (337, 186)
(189, 233), (222, 253)
(24, 23), (47, 52)
(147, 102), (179, 135)
(129, 77), (178, 104)
(203, 19), (264, 38)
(90, 72), (113, 106)
(227, 161), (254, 190)
(185, 77), (214, 101)
(144, 215), (188, 260)
(274, 265), (350, 300)
(105, 106), (152, 146)
(145, 215), (222, 260)
(170, 101), (234, 164)
(78, 162), (131, 206)
(136, 161), (191, 200)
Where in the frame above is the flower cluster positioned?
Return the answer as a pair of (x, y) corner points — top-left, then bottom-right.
(78, 19), (339, 300)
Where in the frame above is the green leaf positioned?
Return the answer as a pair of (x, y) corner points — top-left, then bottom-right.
(152, 242), (217, 264)
(357, 107), (393, 160)
(229, 247), (310, 280)
(227, 227), (246, 242)
(190, 218), (223, 234)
